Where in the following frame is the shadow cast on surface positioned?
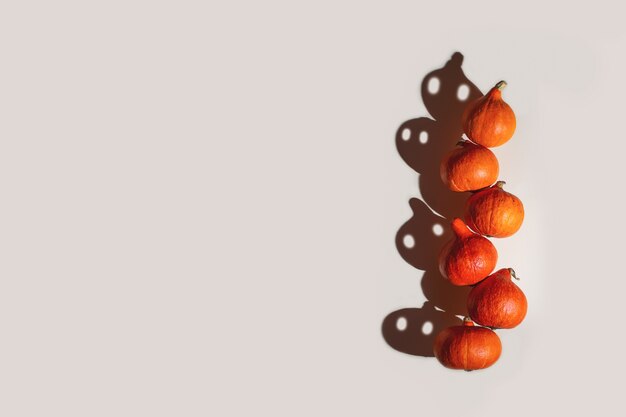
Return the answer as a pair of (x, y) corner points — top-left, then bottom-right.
(395, 52), (482, 219)
(383, 52), (482, 358)
(382, 302), (462, 357)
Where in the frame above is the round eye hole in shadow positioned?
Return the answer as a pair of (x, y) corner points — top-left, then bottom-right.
(427, 77), (440, 95)
(432, 224), (443, 236)
(403, 234), (415, 248)
(396, 317), (407, 331)
(457, 84), (470, 101)
(421, 321), (433, 335)
(401, 128), (411, 141)
(419, 131), (428, 144)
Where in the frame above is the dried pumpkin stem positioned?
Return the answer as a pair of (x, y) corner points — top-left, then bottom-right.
(495, 80), (507, 90)
(495, 181), (506, 189)
(509, 268), (520, 280)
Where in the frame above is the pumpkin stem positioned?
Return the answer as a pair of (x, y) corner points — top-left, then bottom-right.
(495, 80), (507, 91)
(456, 139), (470, 146)
(495, 181), (506, 189)
(462, 317), (474, 326)
(509, 268), (520, 280)
(451, 218), (473, 238)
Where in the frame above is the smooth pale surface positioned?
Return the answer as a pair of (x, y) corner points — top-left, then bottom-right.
(0, 1), (624, 416)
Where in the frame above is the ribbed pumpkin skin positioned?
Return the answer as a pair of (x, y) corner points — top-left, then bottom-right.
(462, 82), (516, 148)
(439, 218), (497, 286)
(433, 319), (502, 371)
(468, 268), (528, 329)
(440, 142), (499, 192)
(465, 182), (524, 238)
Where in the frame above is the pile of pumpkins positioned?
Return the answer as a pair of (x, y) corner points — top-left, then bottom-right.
(434, 81), (526, 371)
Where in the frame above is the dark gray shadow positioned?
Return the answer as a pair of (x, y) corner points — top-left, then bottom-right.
(383, 52), (483, 357)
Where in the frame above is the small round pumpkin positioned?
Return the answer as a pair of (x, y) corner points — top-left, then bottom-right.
(465, 181), (524, 238)
(438, 218), (497, 286)
(440, 141), (499, 192)
(462, 80), (516, 147)
(433, 317), (502, 371)
(467, 268), (528, 329)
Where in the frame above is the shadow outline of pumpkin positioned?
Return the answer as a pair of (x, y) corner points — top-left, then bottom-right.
(384, 52), (483, 357)
(382, 302), (462, 357)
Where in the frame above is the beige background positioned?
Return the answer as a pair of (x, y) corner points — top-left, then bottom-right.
(0, 1), (624, 415)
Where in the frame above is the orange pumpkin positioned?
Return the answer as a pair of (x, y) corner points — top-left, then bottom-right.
(438, 218), (497, 286)
(433, 317), (502, 371)
(467, 268), (527, 329)
(465, 181), (524, 238)
(462, 81), (516, 147)
(440, 140), (499, 192)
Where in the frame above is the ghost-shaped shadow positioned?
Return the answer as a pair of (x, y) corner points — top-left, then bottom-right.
(382, 302), (462, 357)
(395, 198), (470, 316)
(396, 198), (449, 272)
(421, 52), (481, 124)
(384, 52), (483, 357)
(396, 52), (482, 219)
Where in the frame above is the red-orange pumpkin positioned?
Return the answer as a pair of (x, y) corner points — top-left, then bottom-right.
(467, 268), (528, 329)
(433, 317), (502, 371)
(440, 141), (499, 192)
(465, 181), (524, 238)
(439, 218), (497, 286)
(462, 81), (516, 147)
